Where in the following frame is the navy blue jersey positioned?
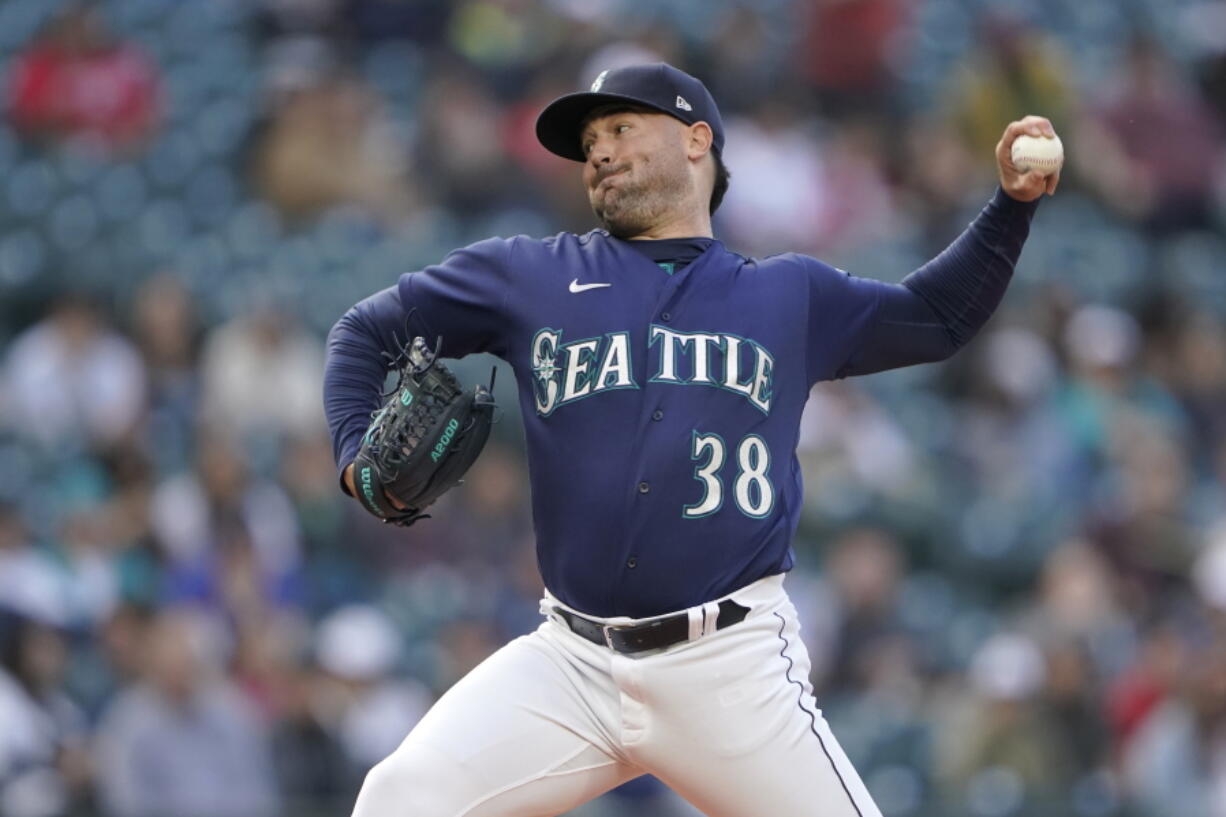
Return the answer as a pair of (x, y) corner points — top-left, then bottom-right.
(326, 188), (1038, 617)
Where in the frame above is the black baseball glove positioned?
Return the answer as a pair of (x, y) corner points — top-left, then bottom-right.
(352, 336), (496, 527)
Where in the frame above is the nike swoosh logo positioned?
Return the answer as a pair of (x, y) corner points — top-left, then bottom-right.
(569, 279), (612, 293)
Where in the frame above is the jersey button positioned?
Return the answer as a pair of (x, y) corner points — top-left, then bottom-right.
(626, 556), (638, 569)
(637, 481), (650, 494)
(652, 409), (664, 421)
(661, 312), (672, 321)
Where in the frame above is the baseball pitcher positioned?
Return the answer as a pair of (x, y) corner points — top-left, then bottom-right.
(323, 63), (1059, 817)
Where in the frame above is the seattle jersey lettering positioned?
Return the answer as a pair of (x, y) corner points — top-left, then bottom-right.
(531, 326), (774, 417)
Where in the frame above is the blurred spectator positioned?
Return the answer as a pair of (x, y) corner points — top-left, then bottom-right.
(83, 603), (154, 715)
(47, 471), (122, 627)
(414, 68), (524, 216)
(935, 633), (1071, 815)
(100, 447), (163, 609)
(129, 274), (202, 474)
(0, 295), (147, 453)
(312, 604), (431, 773)
(701, 7), (783, 112)
(253, 73), (416, 224)
(1049, 304), (1189, 523)
(1088, 418), (1198, 604)
(1051, 304), (1197, 601)
(0, 613), (91, 817)
(1077, 36), (1223, 235)
(809, 117), (899, 253)
(952, 326), (1074, 550)
(270, 665), (352, 816)
(1038, 639), (1110, 786)
(93, 608), (279, 817)
(1054, 301), (1196, 588)
(7, 2), (160, 155)
(445, 0), (568, 92)
(1162, 308), (1226, 473)
(0, 505), (69, 628)
(718, 100), (828, 256)
(798, 381), (918, 519)
(280, 435), (355, 548)
(149, 433), (304, 618)
(896, 114), (979, 252)
(798, 0), (913, 115)
(278, 434), (395, 614)
(707, 113), (885, 258)
(199, 305), (326, 445)
(810, 527), (908, 694)
(942, 11), (1076, 167)
(1107, 621), (1185, 759)
(1, 462), (123, 629)
(223, 609), (355, 813)
(1120, 631), (1226, 817)
(1026, 539), (1130, 668)
(500, 89), (586, 235)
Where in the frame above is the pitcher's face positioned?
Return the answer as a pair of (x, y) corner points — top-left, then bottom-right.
(581, 109), (695, 238)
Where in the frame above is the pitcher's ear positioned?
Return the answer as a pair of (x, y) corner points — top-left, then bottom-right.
(686, 121), (714, 161)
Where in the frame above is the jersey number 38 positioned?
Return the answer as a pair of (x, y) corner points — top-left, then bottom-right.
(684, 431), (774, 519)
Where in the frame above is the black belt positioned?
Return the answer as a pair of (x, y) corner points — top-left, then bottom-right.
(553, 600), (750, 655)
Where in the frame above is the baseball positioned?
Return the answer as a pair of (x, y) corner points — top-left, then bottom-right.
(1011, 133), (1063, 176)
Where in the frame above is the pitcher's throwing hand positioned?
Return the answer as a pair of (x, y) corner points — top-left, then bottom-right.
(997, 115), (1062, 200)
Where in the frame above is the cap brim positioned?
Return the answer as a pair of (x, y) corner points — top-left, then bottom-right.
(535, 91), (677, 162)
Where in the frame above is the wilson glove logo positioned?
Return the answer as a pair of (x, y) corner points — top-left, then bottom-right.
(360, 466), (379, 511)
(431, 419), (461, 462)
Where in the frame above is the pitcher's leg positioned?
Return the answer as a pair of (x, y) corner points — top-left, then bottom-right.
(627, 605), (882, 817)
(353, 629), (640, 817)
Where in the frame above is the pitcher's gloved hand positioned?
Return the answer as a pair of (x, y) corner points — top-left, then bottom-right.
(351, 337), (496, 527)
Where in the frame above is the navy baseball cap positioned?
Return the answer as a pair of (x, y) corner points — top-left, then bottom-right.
(536, 63), (725, 162)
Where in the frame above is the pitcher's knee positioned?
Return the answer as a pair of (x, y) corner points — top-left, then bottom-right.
(353, 749), (468, 817)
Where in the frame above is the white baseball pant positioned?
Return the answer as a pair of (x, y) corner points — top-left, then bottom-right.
(351, 573), (883, 817)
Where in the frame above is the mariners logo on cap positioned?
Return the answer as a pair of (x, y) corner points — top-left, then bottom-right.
(591, 70), (608, 92)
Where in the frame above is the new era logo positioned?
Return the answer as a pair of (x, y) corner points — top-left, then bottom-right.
(675, 95), (692, 111)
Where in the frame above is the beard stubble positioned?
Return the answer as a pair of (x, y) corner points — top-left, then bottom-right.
(590, 151), (694, 238)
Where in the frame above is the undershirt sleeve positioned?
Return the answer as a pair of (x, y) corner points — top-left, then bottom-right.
(323, 285), (420, 487)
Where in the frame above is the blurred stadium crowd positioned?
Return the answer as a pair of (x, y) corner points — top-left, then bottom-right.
(0, 0), (1225, 815)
